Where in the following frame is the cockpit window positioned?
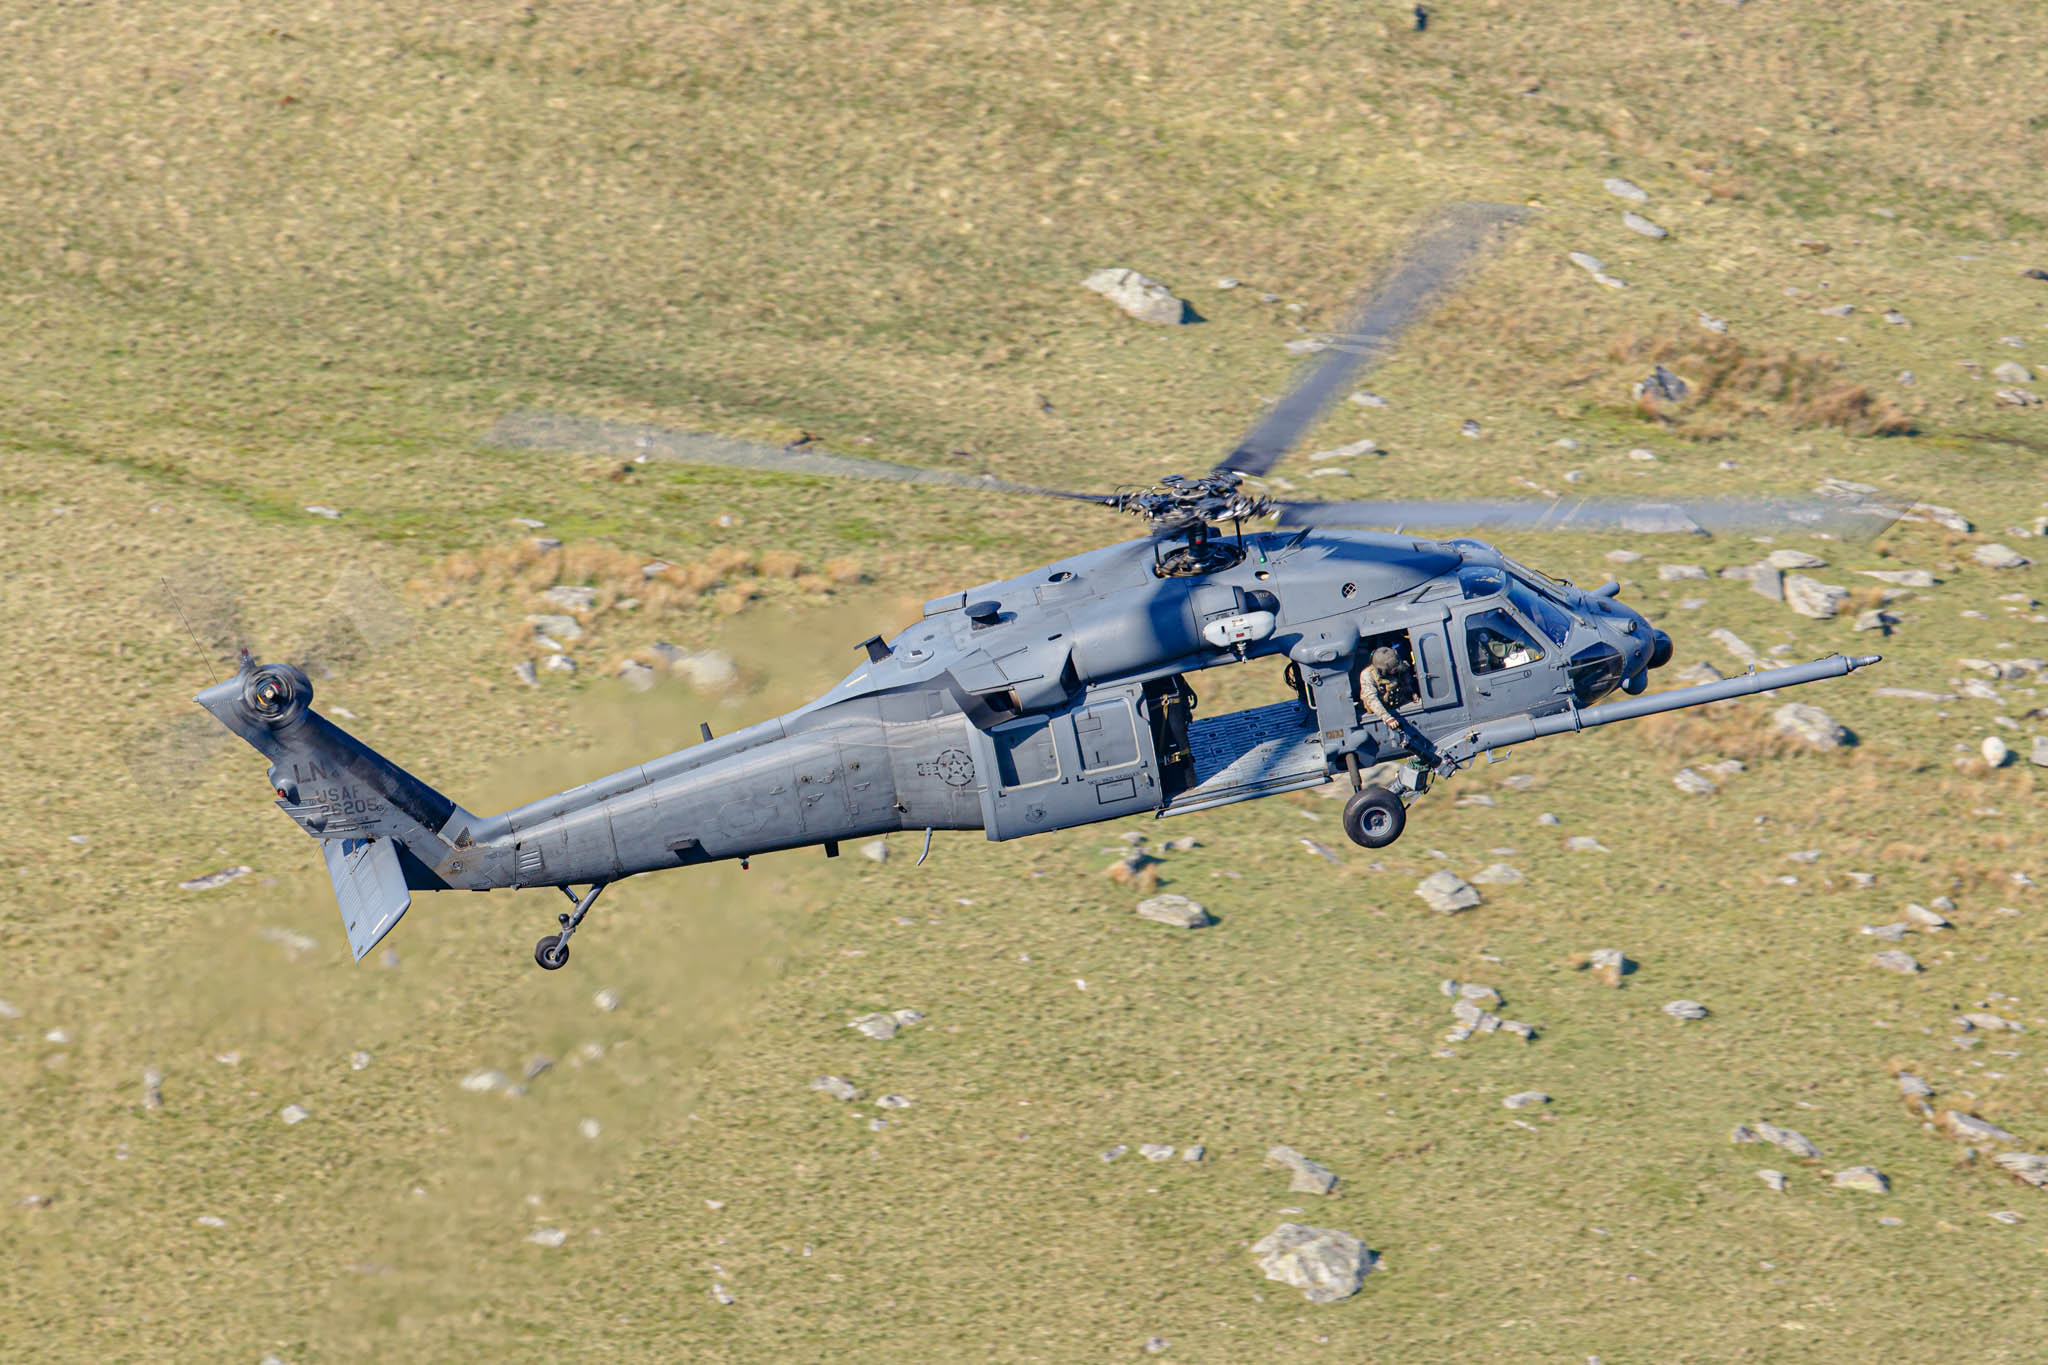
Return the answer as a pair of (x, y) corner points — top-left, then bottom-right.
(1507, 575), (1574, 646)
(1465, 609), (1544, 673)
(1459, 565), (1506, 600)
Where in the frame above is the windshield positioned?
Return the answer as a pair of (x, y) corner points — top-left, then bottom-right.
(1506, 575), (1573, 647)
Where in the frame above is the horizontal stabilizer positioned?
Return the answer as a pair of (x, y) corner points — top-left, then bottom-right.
(324, 836), (412, 962)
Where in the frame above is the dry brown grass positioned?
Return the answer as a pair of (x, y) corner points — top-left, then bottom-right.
(1639, 703), (1817, 763)
(1598, 330), (1917, 437)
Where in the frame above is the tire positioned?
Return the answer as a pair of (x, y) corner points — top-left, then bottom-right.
(1342, 785), (1406, 849)
(534, 934), (570, 971)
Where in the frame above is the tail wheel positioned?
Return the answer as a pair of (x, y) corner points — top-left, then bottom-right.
(1342, 786), (1406, 849)
(534, 934), (570, 970)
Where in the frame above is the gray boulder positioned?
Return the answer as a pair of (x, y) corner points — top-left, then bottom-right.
(1621, 212), (1669, 239)
(1756, 1122), (1821, 1159)
(1772, 703), (1849, 749)
(1250, 1223), (1374, 1303)
(1136, 894), (1214, 929)
(1832, 1166), (1890, 1194)
(1945, 1112), (2019, 1144)
(1993, 1152), (2048, 1187)
(1783, 574), (1849, 619)
(1415, 870), (1480, 914)
(1991, 360), (2034, 384)
(1870, 950), (1921, 974)
(1603, 177), (1649, 203)
(1267, 1145), (1339, 1196)
(1083, 268), (1191, 326)
(1663, 1000), (1709, 1020)
(1974, 543), (2033, 570)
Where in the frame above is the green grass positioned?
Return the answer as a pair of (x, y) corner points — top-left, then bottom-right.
(3, 0), (2046, 1360)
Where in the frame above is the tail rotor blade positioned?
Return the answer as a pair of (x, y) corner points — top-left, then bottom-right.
(1216, 201), (1529, 478)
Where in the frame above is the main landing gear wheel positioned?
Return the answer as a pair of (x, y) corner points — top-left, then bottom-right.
(1342, 785), (1406, 849)
(534, 934), (570, 970)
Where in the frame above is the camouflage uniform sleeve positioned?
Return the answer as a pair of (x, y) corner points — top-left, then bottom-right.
(1357, 667), (1396, 726)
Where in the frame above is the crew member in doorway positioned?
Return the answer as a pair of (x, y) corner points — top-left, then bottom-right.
(1357, 645), (1411, 729)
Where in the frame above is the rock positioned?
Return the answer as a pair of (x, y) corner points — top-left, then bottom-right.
(1945, 1112), (2019, 1144)
(1663, 1000), (1709, 1020)
(524, 613), (584, 642)
(1587, 948), (1631, 987)
(541, 654), (577, 675)
(1768, 550), (1828, 570)
(2033, 736), (2048, 768)
(461, 1069), (511, 1093)
(1144, 1338), (1171, 1355)
(142, 1067), (163, 1111)
(527, 1227), (567, 1248)
(1565, 836), (1606, 853)
(860, 839), (889, 863)
(1658, 564), (1708, 581)
(1100, 1144), (1128, 1163)
(616, 660), (657, 692)
(1309, 438), (1377, 462)
(1749, 565), (1784, 601)
(1757, 1122), (1821, 1159)
(1621, 211), (1668, 239)
(1503, 1090), (1550, 1110)
(1673, 768), (1718, 796)
(1298, 838), (1343, 864)
(1773, 703), (1850, 749)
(593, 988), (621, 1013)
(1861, 922), (1908, 941)
(1996, 387), (2044, 407)
(709, 1282), (735, 1305)
(1135, 894), (1213, 929)
(671, 648), (739, 689)
(1783, 574), (1849, 619)
(1991, 361), (2035, 384)
(849, 1013), (900, 1040)
(1267, 1145), (1339, 1196)
(1215, 277), (1241, 290)
(1250, 1223), (1374, 1303)
(1470, 863), (1523, 885)
(1349, 391), (1389, 408)
(1993, 1152), (2048, 1187)
(877, 1094), (911, 1110)
(1902, 503), (1972, 533)
(1874, 687), (1955, 702)
(1673, 662), (1724, 686)
(811, 1076), (859, 1101)
(1603, 177), (1649, 202)
(1082, 268), (1191, 325)
(1883, 310), (1909, 325)
(1892, 1074), (1933, 1101)
(1957, 1012), (2017, 1032)
(1499, 1020), (1535, 1040)
(1818, 303), (1855, 318)
(1833, 1166), (1889, 1194)
(1460, 418), (1482, 438)
(1974, 543), (2032, 570)
(1184, 1145), (1205, 1162)
(540, 585), (597, 611)
(1988, 1210), (2025, 1225)
(1634, 366), (1688, 404)
(1731, 1124), (1760, 1144)
(304, 504), (342, 519)
(1981, 736), (2012, 767)
(1699, 311), (1728, 333)
(1139, 1143), (1176, 1162)
(1852, 609), (1897, 633)
(1459, 983), (1502, 1007)
(280, 1104), (310, 1125)
(179, 866), (252, 892)
(1870, 950), (1921, 974)
(1568, 251), (1605, 273)
(1415, 870), (1480, 914)
(513, 660), (538, 688)
(1758, 1169), (1789, 1192)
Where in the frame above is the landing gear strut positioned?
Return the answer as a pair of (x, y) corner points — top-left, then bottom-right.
(535, 882), (607, 970)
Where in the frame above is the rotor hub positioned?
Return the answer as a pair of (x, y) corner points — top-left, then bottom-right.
(1113, 472), (1271, 532)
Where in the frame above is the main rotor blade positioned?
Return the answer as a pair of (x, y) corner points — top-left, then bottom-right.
(1216, 201), (1529, 479)
(484, 411), (1118, 506)
(1269, 494), (1907, 540)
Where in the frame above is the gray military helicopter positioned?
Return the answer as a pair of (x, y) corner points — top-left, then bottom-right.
(197, 204), (1888, 969)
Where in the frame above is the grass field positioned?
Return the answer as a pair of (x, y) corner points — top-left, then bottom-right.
(4, 2), (2047, 1360)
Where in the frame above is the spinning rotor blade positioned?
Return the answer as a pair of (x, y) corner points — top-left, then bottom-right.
(484, 412), (1120, 507)
(1268, 494), (1908, 540)
(1215, 201), (1529, 479)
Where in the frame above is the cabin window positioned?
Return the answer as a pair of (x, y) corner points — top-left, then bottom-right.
(1464, 609), (1544, 673)
(993, 718), (1060, 787)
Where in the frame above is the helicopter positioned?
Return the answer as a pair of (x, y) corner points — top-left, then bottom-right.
(196, 203), (1889, 970)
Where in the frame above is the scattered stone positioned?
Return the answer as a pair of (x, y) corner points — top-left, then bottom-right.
(1460, 418), (1482, 438)
(1663, 1000), (1709, 1020)
(1731, 1124), (1760, 1144)
(1537, 813), (1560, 826)
(1658, 564), (1708, 581)
(1586, 948), (1631, 987)
(1603, 177), (1649, 202)
(593, 988), (621, 1013)
(1503, 1090), (1550, 1110)
(1945, 1112), (2019, 1144)
(1852, 609), (1898, 633)
(1673, 662), (1725, 686)
(540, 585), (597, 611)
(860, 839), (889, 864)
(1564, 836), (1607, 853)
(1459, 983), (1502, 1007)
(524, 613), (584, 642)
(1267, 1145), (1339, 1196)
(1992, 361), (2035, 385)
(1772, 703), (1850, 749)
(1982, 736), (2013, 767)
(1349, 391), (1388, 408)
(1184, 1145), (1206, 1162)
(303, 504), (341, 519)
(709, 1282), (735, 1306)
(1996, 387), (2044, 407)
(877, 1094), (911, 1110)
(616, 660), (657, 692)
(1768, 550), (1828, 570)
(1299, 838), (1343, 864)
(1783, 574), (1850, 619)
(1082, 268), (1191, 325)
(1758, 1169), (1789, 1192)
(1883, 310), (1909, 326)
(1833, 1166), (1890, 1194)
(1699, 311), (1728, 334)
(1144, 1338), (1171, 1355)
(1756, 1122), (1821, 1159)
(1470, 863), (1523, 885)
(1957, 1012), (2017, 1032)
(1215, 277), (1241, 290)
(142, 1067), (163, 1111)
(1673, 768), (1718, 796)
(1414, 870), (1480, 914)
(1100, 1144), (1128, 1163)
(1898, 1074), (1934, 1099)
(1818, 303), (1856, 318)
(1621, 211), (1668, 239)
(1974, 544), (2033, 571)
(527, 1227), (567, 1248)
(1874, 687), (1955, 702)
(513, 660), (538, 688)
(179, 866), (252, 892)
(1139, 1144), (1176, 1162)
(1861, 923), (1908, 941)
(1499, 1020), (1535, 1040)
(461, 1069), (511, 1094)
(2032, 735), (2048, 768)
(1568, 251), (1605, 273)
(1870, 950), (1921, 974)
(280, 1104), (309, 1125)
(1308, 438), (1377, 463)
(811, 1076), (859, 1102)
(849, 1013), (901, 1040)
(1994, 1153), (2048, 1187)
(541, 654), (578, 675)
(1988, 1210), (2024, 1225)
(1250, 1223), (1374, 1304)
(1137, 894), (1214, 929)
(1634, 366), (1688, 404)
